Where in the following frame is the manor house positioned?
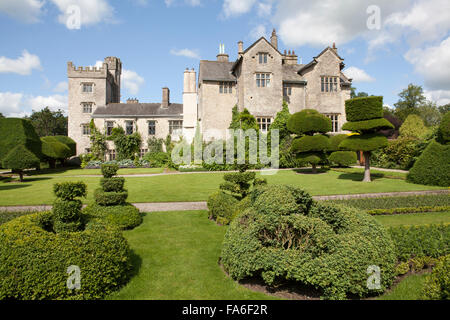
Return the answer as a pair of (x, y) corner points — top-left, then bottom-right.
(68, 30), (352, 158)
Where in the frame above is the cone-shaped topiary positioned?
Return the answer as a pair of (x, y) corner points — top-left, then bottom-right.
(288, 109), (331, 173)
(437, 111), (450, 144)
(339, 97), (394, 182)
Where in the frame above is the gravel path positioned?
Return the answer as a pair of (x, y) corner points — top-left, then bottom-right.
(1, 190), (448, 213)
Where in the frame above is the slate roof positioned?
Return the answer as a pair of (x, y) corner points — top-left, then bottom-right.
(199, 60), (236, 82)
(282, 64), (306, 83)
(92, 103), (183, 118)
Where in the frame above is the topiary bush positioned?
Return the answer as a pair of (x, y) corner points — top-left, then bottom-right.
(437, 111), (450, 144)
(2, 144), (40, 182)
(219, 171), (266, 200)
(0, 212), (132, 300)
(422, 255), (449, 300)
(94, 189), (128, 206)
(53, 135), (77, 156)
(399, 114), (429, 139)
(345, 96), (384, 122)
(52, 181), (87, 233)
(207, 191), (239, 225)
(83, 203), (142, 230)
(407, 140), (450, 187)
(101, 163), (119, 178)
(100, 177), (125, 192)
(329, 151), (357, 167)
(221, 185), (397, 300)
(95, 164), (128, 206)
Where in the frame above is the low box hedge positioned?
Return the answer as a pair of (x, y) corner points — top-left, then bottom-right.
(94, 189), (128, 206)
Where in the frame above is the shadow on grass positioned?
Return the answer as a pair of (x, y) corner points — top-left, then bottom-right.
(26, 167), (77, 176)
(337, 173), (384, 182)
(0, 183), (30, 191)
(293, 168), (330, 175)
(128, 249), (143, 279)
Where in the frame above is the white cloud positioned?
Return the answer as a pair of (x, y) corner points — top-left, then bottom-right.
(249, 24), (267, 40)
(257, 1), (273, 17)
(165, 0), (201, 7)
(122, 69), (145, 95)
(424, 90), (450, 106)
(343, 66), (375, 83)
(222, 0), (257, 18)
(0, 0), (44, 23)
(0, 50), (41, 75)
(0, 92), (67, 117)
(50, 0), (115, 28)
(170, 48), (201, 59)
(404, 37), (450, 91)
(53, 81), (68, 92)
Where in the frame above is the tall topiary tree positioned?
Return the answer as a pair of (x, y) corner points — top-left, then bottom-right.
(94, 164), (128, 206)
(287, 109), (332, 173)
(340, 96), (394, 182)
(2, 145), (40, 182)
(52, 182), (87, 233)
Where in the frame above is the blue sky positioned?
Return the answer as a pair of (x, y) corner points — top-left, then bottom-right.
(0, 0), (449, 117)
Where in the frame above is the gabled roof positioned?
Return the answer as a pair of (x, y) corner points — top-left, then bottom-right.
(92, 103), (183, 118)
(340, 71), (352, 86)
(231, 37), (282, 73)
(199, 60), (235, 82)
(298, 47), (345, 75)
(282, 64), (306, 84)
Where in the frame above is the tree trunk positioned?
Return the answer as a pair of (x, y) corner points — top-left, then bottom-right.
(363, 151), (371, 182)
(19, 171), (24, 182)
(311, 163), (317, 174)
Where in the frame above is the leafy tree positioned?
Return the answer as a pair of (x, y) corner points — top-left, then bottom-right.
(399, 114), (429, 139)
(418, 101), (443, 127)
(26, 107), (67, 137)
(2, 145), (40, 182)
(270, 101), (291, 140)
(340, 96), (394, 182)
(288, 109), (332, 173)
(351, 87), (369, 99)
(437, 111), (450, 144)
(394, 84), (426, 121)
(110, 126), (142, 160)
(0, 113), (4, 118)
(229, 105), (241, 130)
(438, 104), (450, 115)
(382, 106), (402, 139)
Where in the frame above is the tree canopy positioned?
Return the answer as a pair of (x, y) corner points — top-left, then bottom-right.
(25, 107), (68, 137)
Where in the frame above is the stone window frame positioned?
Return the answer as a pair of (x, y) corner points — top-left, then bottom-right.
(148, 120), (156, 136)
(81, 82), (94, 93)
(321, 76), (338, 93)
(169, 120), (183, 135)
(125, 120), (134, 135)
(82, 123), (91, 136)
(106, 121), (115, 136)
(258, 52), (269, 64)
(256, 73), (271, 88)
(82, 102), (93, 113)
(283, 84), (292, 96)
(109, 149), (116, 161)
(219, 82), (233, 94)
(257, 117), (273, 133)
(325, 113), (340, 133)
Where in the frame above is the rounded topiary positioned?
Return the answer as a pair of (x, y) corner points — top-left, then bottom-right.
(345, 96), (384, 122)
(94, 189), (128, 206)
(52, 181), (87, 233)
(83, 203), (142, 230)
(101, 163), (119, 178)
(437, 111), (450, 144)
(342, 118), (394, 132)
(292, 135), (331, 153)
(287, 109), (332, 135)
(2, 145), (40, 182)
(207, 191), (239, 225)
(221, 185), (397, 300)
(328, 134), (349, 152)
(339, 133), (388, 152)
(329, 151), (357, 167)
(53, 135), (77, 156)
(407, 140), (450, 187)
(100, 177), (126, 192)
(0, 212), (131, 300)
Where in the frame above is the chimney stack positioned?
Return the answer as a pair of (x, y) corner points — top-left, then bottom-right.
(127, 98), (139, 104)
(270, 29), (278, 50)
(332, 42), (338, 53)
(238, 41), (243, 56)
(217, 43), (229, 62)
(162, 87), (170, 108)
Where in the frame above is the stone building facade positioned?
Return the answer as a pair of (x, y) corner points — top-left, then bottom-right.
(67, 30), (352, 157)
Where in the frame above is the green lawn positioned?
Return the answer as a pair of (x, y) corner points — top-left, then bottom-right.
(23, 167), (165, 176)
(377, 274), (429, 300)
(108, 211), (274, 300)
(374, 211), (450, 227)
(0, 169), (445, 206)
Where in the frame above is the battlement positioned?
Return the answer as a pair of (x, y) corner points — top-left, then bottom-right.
(67, 61), (109, 79)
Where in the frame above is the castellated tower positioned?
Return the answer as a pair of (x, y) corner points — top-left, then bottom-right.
(182, 68), (197, 143)
(67, 57), (122, 155)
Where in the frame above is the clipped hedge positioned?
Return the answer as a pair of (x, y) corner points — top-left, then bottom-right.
(291, 135), (330, 153)
(422, 255), (450, 300)
(83, 203), (142, 230)
(437, 111), (450, 144)
(100, 177), (125, 192)
(41, 136), (72, 160)
(339, 133), (388, 152)
(0, 212), (132, 300)
(221, 185), (397, 300)
(0, 118), (42, 162)
(328, 134), (349, 151)
(328, 151), (357, 167)
(342, 118), (394, 132)
(367, 206), (450, 215)
(94, 189), (128, 206)
(53, 181), (87, 200)
(296, 152), (324, 164)
(389, 224), (449, 262)
(407, 140), (450, 187)
(287, 109), (332, 135)
(101, 163), (119, 178)
(345, 96), (384, 122)
(207, 191), (239, 225)
(53, 135), (77, 156)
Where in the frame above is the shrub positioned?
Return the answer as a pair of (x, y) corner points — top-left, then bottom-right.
(345, 96), (384, 122)
(292, 135), (330, 153)
(147, 136), (164, 153)
(339, 133), (388, 152)
(399, 114), (429, 139)
(367, 206), (450, 215)
(53, 135), (77, 156)
(389, 224), (449, 262)
(2, 145), (40, 181)
(53, 181), (87, 200)
(407, 140), (450, 187)
(41, 137), (72, 167)
(220, 171), (266, 200)
(328, 151), (357, 167)
(207, 191), (239, 225)
(287, 109), (332, 135)
(101, 163), (119, 178)
(100, 177), (125, 192)
(328, 134), (349, 151)
(0, 118), (42, 162)
(0, 211), (35, 226)
(83, 203), (142, 230)
(422, 255), (450, 300)
(221, 185), (397, 300)
(94, 189), (128, 206)
(143, 151), (169, 168)
(0, 212), (131, 300)
(342, 118), (394, 132)
(371, 137), (421, 170)
(437, 111), (450, 144)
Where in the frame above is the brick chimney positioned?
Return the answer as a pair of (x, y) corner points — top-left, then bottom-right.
(162, 87), (170, 108)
